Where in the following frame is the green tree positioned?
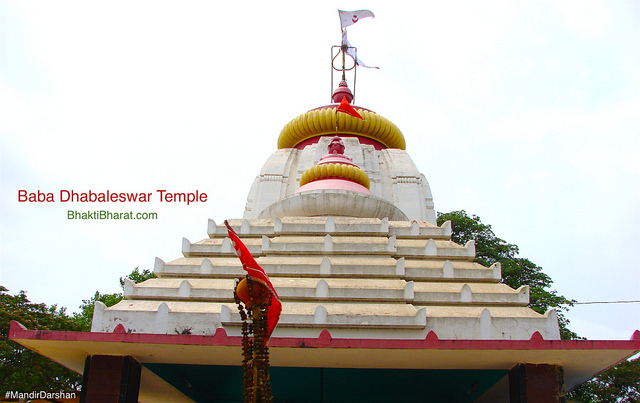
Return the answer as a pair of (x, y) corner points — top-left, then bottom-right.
(0, 286), (84, 393)
(0, 267), (156, 392)
(73, 291), (124, 332)
(567, 357), (640, 402)
(437, 210), (578, 340)
(119, 267), (156, 289)
(74, 267), (156, 331)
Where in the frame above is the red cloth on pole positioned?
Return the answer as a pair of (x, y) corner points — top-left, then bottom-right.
(337, 96), (364, 120)
(225, 220), (281, 340)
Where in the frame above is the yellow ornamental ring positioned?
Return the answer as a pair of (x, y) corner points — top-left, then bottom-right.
(278, 107), (406, 150)
(299, 163), (370, 189)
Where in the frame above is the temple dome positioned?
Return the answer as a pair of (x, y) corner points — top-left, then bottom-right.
(245, 83), (434, 223)
(298, 136), (371, 192)
(277, 106), (406, 150)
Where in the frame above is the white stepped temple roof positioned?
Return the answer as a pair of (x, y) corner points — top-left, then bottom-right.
(92, 217), (560, 340)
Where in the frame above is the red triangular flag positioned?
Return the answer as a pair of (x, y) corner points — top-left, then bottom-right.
(336, 96), (363, 120)
(225, 220), (281, 341)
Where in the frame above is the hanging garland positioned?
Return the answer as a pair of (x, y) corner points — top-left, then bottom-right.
(235, 276), (274, 402)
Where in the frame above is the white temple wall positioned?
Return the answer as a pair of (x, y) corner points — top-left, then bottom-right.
(244, 148), (295, 218)
(244, 137), (436, 223)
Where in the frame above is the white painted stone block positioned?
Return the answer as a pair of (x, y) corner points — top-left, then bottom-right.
(314, 305), (328, 324)
(395, 257), (405, 276)
(461, 284), (473, 303)
(404, 281), (415, 300)
(200, 258), (215, 275)
(207, 219), (218, 237)
(480, 308), (492, 340)
(325, 217), (335, 233)
(178, 280), (191, 298)
(123, 278), (135, 297)
(323, 234), (333, 252)
(320, 256), (331, 275)
(440, 220), (452, 237)
(316, 280), (329, 298)
(154, 257), (165, 273)
(181, 238), (191, 256)
(425, 239), (437, 256)
(442, 261), (454, 279)
(91, 301), (106, 332)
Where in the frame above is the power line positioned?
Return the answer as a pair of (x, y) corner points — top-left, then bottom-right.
(574, 300), (640, 305)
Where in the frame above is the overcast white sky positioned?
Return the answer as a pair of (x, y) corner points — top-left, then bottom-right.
(1, 0), (638, 341)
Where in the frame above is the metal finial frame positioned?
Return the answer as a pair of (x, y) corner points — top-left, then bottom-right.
(331, 45), (358, 103)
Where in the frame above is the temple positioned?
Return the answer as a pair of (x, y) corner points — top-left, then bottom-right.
(10, 46), (640, 403)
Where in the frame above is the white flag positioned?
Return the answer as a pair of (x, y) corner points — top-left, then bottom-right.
(341, 30), (379, 69)
(338, 9), (375, 29)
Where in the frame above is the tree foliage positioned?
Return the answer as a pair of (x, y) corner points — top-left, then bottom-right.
(119, 267), (156, 289)
(567, 357), (640, 402)
(437, 210), (578, 340)
(73, 267), (156, 331)
(0, 267), (156, 393)
(72, 291), (124, 332)
(437, 210), (640, 399)
(0, 286), (84, 393)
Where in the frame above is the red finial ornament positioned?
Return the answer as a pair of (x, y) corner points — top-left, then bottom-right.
(332, 80), (353, 103)
(327, 136), (346, 155)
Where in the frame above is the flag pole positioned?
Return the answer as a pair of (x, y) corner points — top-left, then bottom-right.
(334, 9), (377, 103)
(330, 45), (357, 103)
(335, 95), (339, 134)
(338, 36), (344, 132)
(341, 31), (347, 81)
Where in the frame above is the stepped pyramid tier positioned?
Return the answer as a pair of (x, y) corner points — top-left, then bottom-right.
(93, 218), (559, 340)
